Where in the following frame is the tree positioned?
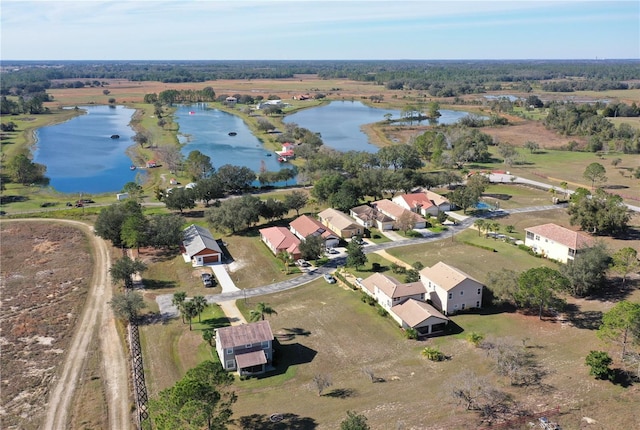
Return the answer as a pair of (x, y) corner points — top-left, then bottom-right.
(610, 247), (639, 286)
(345, 238), (367, 270)
(583, 162), (607, 189)
(149, 360), (235, 430)
(395, 210), (417, 234)
(405, 269), (420, 283)
(164, 187), (196, 213)
(120, 212), (148, 252)
(486, 269), (519, 306)
(203, 328), (215, 346)
(109, 291), (146, 322)
(568, 188), (630, 235)
(340, 411), (370, 430)
(146, 213), (185, 249)
(183, 301), (198, 330)
(172, 292), (187, 323)
(110, 256), (147, 289)
(94, 200), (144, 247)
(299, 235), (324, 262)
(184, 150), (214, 180)
(249, 302), (278, 322)
(206, 195), (262, 233)
(283, 190), (308, 216)
(560, 243), (611, 296)
(193, 176), (225, 206)
(192, 295), (208, 322)
(256, 117), (275, 132)
(276, 251), (292, 274)
(474, 219), (486, 237)
(516, 267), (568, 319)
(132, 132), (149, 148)
(598, 300), (640, 360)
(6, 153), (47, 185)
(523, 140), (540, 154)
(311, 374), (332, 396)
(585, 351), (613, 380)
(122, 181), (144, 202)
(216, 164), (256, 194)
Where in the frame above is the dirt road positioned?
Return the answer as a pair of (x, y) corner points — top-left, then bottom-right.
(11, 219), (133, 430)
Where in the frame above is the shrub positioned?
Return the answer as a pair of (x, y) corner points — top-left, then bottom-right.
(405, 230), (423, 238)
(375, 305), (388, 317)
(421, 347), (445, 361)
(371, 262), (381, 272)
(404, 328), (418, 340)
(585, 351), (614, 380)
(391, 263), (406, 274)
(467, 332), (485, 347)
(505, 225), (515, 233)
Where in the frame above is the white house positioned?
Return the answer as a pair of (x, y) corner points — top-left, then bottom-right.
(392, 192), (439, 217)
(420, 262), (484, 315)
(372, 199), (427, 229)
(215, 321), (273, 375)
(524, 223), (594, 264)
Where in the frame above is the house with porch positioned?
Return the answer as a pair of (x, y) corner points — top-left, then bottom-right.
(317, 208), (362, 239)
(259, 226), (301, 259)
(350, 205), (395, 231)
(215, 321), (274, 375)
(359, 272), (449, 336)
(524, 223), (594, 264)
(420, 262), (484, 315)
(289, 215), (340, 248)
(181, 224), (223, 267)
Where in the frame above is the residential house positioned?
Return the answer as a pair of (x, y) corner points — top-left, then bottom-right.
(372, 199), (427, 229)
(392, 299), (449, 336)
(215, 321), (274, 375)
(181, 224), (223, 266)
(524, 223), (594, 264)
(317, 208), (362, 239)
(289, 215), (340, 248)
(420, 262), (484, 315)
(350, 205), (394, 231)
(259, 226), (301, 259)
(275, 142), (295, 160)
(359, 273), (449, 336)
(424, 189), (451, 212)
(392, 192), (438, 217)
(146, 160), (157, 168)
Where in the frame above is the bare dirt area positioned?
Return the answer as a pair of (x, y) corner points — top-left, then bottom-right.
(482, 119), (587, 149)
(1, 222), (91, 429)
(0, 220), (132, 430)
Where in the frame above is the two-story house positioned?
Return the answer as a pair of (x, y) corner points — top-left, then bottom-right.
(372, 199), (427, 229)
(215, 321), (274, 375)
(289, 214), (340, 248)
(420, 262), (484, 315)
(524, 223), (594, 264)
(317, 208), (362, 239)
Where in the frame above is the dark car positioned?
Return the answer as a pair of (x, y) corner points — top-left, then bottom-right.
(201, 273), (214, 287)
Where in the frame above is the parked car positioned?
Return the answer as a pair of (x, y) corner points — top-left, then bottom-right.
(201, 273), (214, 287)
(326, 247), (338, 254)
(323, 274), (336, 284)
(296, 259), (309, 267)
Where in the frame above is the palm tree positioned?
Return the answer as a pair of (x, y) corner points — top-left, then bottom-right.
(250, 302), (278, 322)
(192, 295), (208, 322)
(183, 301), (198, 331)
(172, 291), (187, 323)
(491, 222), (500, 239)
(560, 181), (569, 199)
(473, 219), (485, 237)
(202, 328), (215, 346)
(277, 250), (291, 274)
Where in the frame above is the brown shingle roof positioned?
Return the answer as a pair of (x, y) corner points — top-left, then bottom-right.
(350, 205), (394, 223)
(216, 321), (273, 349)
(525, 223), (594, 250)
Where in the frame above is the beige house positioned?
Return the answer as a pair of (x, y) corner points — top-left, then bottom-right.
(317, 208), (362, 239)
(359, 273), (449, 336)
(424, 189), (451, 212)
(350, 205), (395, 231)
(372, 199), (427, 229)
(420, 262), (484, 315)
(525, 223), (594, 264)
(215, 321), (273, 375)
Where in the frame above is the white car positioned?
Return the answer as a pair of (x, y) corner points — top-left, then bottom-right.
(324, 274), (336, 284)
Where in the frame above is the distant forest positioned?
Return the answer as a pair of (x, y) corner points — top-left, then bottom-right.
(2, 59), (640, 97)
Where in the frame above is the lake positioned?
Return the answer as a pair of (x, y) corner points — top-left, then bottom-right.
(284, 101), (472, 153)
(175, 103), (285, 176)
(33, 105), (141, 194)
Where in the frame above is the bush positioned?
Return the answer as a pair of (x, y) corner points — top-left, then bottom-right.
(421, 347), (445, 361)
(467, 332), (485, 347)
(391, 263), (406, 274)
(585, 350), (614, 380)
(405, 230), (423, 238)
(404, 328), (418, 340)
(375, 305), (388, 317)
(371, 262), (381, 272)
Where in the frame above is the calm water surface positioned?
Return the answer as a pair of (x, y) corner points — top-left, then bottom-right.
(284, 101), (472, 153)
(176, 104), (287, 175)
(33, 105), (141, 194)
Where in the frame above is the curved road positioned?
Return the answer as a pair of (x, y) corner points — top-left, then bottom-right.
(4, 219), (131, 430)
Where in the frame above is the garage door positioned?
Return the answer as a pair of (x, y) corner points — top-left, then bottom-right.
(203, 254), (219, 263)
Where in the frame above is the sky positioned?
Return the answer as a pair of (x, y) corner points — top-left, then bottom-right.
(1, 0), (638, 61)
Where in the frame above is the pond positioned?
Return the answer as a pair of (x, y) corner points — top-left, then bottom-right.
(284, 101), (473, 153)
(33, 105), (142, 194)
(175, 103), (286, 177)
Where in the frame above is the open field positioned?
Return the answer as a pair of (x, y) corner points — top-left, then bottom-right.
(0, 221), (96, 429)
